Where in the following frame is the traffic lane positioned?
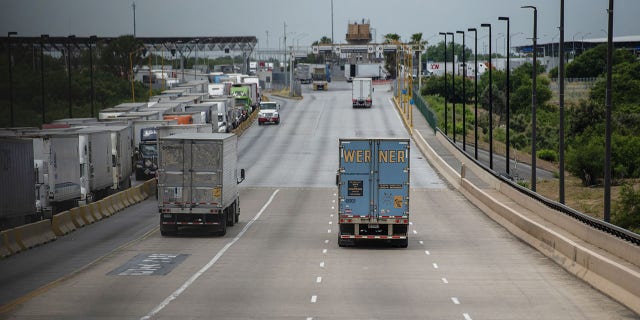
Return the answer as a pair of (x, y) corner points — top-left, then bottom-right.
(0, 197), (158, 309)
(148, 188), (336, 319)
(2, 187), (278, 319)
(410, 188), (635, 319)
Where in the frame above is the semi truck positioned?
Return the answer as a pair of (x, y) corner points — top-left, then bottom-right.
(337, 138), (410, 248)
(352, 77), (373, 108)
(296, 63), (312, 84)
(312, 66), (329, 91)
(345, 63), (383, 82)
(157, 133), (245, 236)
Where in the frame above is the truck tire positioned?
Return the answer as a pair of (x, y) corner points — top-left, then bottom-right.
(218, 212), (227, 236)
(160, 224), (176, 236)
(226, 206), (235, 227)
(394, 239), (408, 248)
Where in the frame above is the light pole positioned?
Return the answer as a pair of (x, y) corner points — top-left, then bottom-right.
(499, 16), (511, 176)
(522, 5), (538, 192)
(40, 34), (48, 125)
(468, 28), (479, 160)
(67, 35), (75, 118)
(481, 23), (493, 170)
(7, 31), (17, 127)
(447, 32), (455, 142)
(604, 0), (614, 222)
(456, 30), (466, 151)
(89, 35), (97, 118)
(559, 0), (566, 204)
(439, 32), (448, 135)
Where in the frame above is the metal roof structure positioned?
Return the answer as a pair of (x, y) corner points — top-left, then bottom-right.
(0, 36), (258, 54)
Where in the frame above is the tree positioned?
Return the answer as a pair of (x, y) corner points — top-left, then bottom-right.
(426, 41), (472, 62)
(383, 33), (401, 78)
(565, 44), (636, 78)
(312, 36), (332, 46)
(613, 185), (640, 233)
(99, 35), (145, 80)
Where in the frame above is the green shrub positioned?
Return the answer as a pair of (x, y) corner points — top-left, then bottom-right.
(537, 149), (558, 162)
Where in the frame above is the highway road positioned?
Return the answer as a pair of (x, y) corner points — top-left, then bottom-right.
(0, 81), (636, 319)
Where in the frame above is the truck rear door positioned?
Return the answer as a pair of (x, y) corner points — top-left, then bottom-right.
(375, 139), (409, 219)
(339, 139), (374, 219)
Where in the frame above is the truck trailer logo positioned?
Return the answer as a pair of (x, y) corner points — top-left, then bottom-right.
(342, 149), (407, 163)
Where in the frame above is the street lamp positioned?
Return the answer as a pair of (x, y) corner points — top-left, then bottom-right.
(481, 23), (493, 170)
(447, 32), (455, 142)
(439, 32), (448, 135)
(559, 0), (566, 204)
(89, 35), (97, 118)
(522, 5), (538, 192)
(468, 28), (479, 160)
(456, 30), (466, 151)
(7, 31), (17, 127)
(499, 16), (511, 176)
(40, 34), (48, 125)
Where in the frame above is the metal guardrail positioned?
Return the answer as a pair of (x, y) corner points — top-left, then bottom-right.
(436, 128), (640, 246)
(412, 86), (438, 134)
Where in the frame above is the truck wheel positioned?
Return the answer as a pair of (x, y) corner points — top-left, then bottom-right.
(218, 212), (227, 236)
(226, 207), (235, 227)
(394, 239), (408, 248)
(160, 224), (176, 236)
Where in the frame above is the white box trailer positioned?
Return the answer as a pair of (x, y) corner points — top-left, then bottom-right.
(157, 133), (244, 236)
(102, 125), (134, 190)
(25, 131), (82, 215)
(75, 127), (113, 202)
(157, 124), (213, 139)
(0, 138), (37, 227)
(132, 120), (178, 147)
(184, 102), (221, 132)
(352, 77), (373, 108)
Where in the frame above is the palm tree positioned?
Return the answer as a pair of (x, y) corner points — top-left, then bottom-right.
(410, 33), (427, 77)
(383, 34), (401, 78)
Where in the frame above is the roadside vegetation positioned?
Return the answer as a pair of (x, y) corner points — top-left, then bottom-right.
(0, 35), (249, 128)
(419, 43), (640, 233)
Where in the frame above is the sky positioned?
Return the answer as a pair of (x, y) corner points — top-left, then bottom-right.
(1, 0), (639, 52)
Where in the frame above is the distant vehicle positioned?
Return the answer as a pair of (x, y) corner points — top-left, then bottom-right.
(337, 138), (410, 248)
(352, 77), (373, 108)
(312, 66), (329, 91)
(157, 133), (245, 236)
(258, 102), (281, 125)
(296, 63), (312, 84)
(345, 63), (383, 82)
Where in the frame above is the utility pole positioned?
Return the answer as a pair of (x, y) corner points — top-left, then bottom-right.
(132, 1), (136, 38)
(559, 0), (566, 203)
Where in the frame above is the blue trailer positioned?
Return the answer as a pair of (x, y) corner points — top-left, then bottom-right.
(337, 138), (410, 247)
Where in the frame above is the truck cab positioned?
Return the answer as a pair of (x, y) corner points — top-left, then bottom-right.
(135, 127), (158, 180)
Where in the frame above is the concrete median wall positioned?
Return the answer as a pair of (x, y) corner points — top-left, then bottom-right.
(0, 178), (158, 259)
(410, 126), (640, 314)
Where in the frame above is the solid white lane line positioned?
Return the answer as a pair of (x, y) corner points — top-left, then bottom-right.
(463, 313), (473, 320)
(140, 189), (281, 320)
(311, 295), (318, 303)
(316, 276), (322, 283)
(442, 278), (448, 284)
(451, 297), (460, 305)
(433, 263), (439, 269)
